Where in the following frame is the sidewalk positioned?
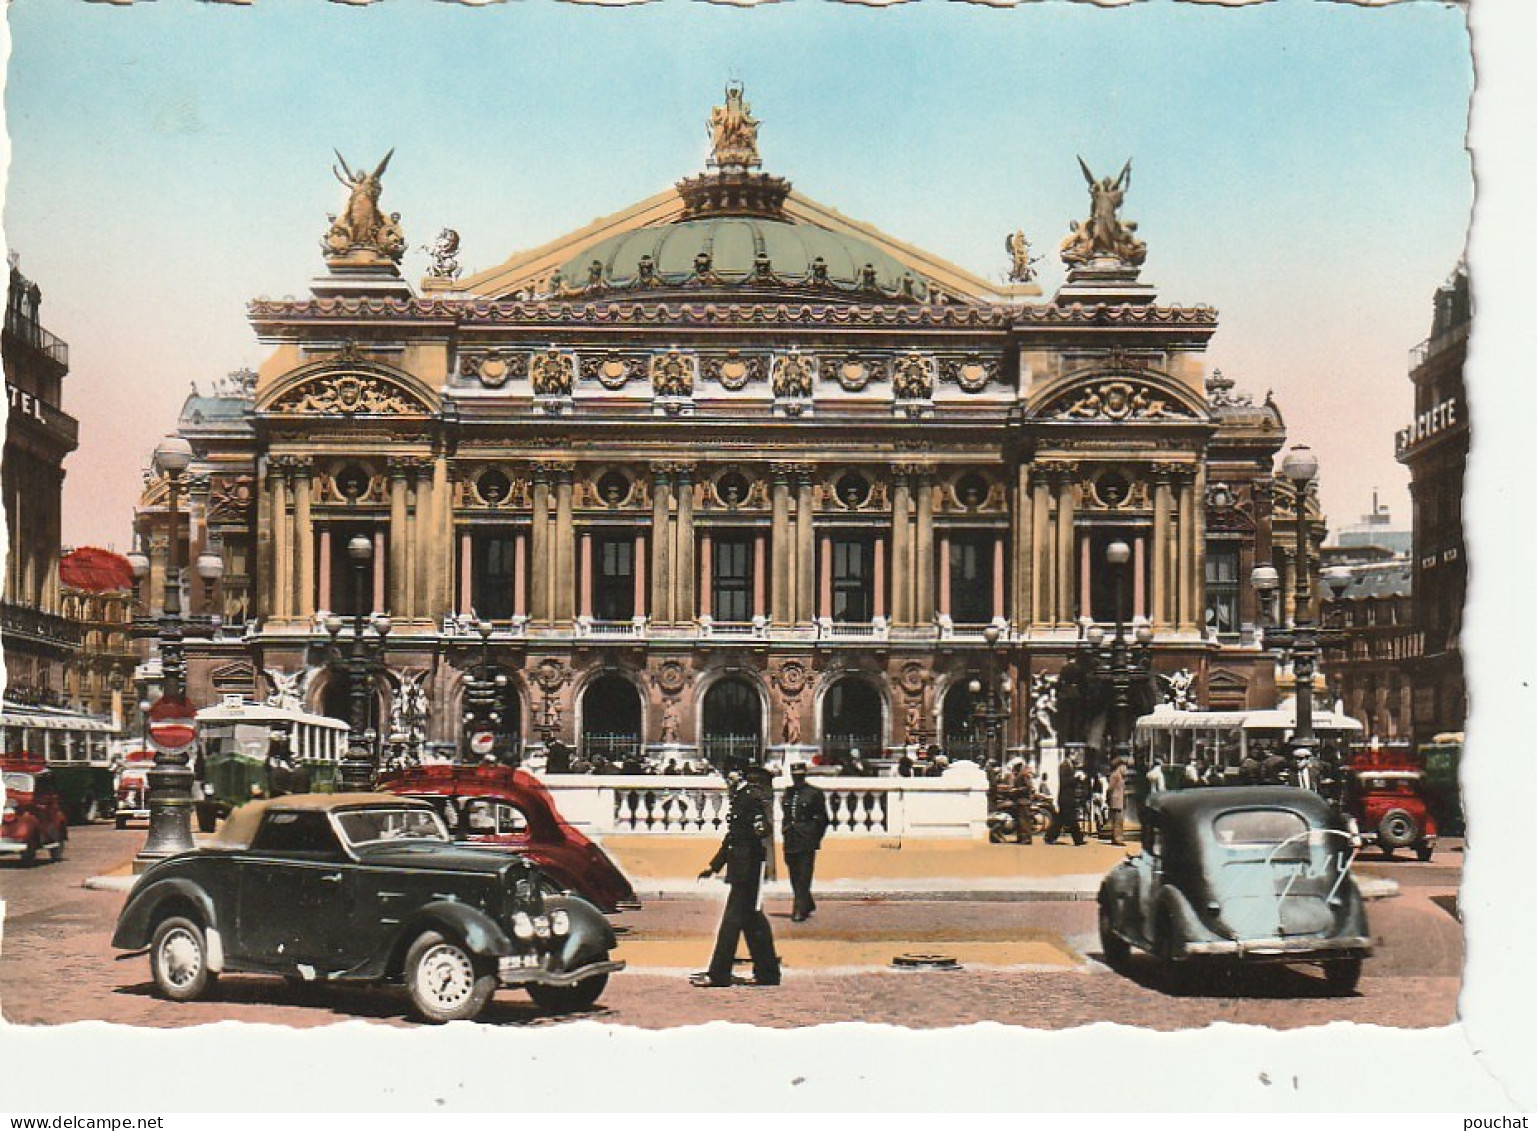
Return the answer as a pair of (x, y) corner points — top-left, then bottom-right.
(85, 833), (1401, 902)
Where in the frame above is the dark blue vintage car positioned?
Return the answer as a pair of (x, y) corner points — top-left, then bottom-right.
(113, 793), (623, 1022)
(1097, 786), (1371, 993)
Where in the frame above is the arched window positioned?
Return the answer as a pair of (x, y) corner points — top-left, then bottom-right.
(700, 678), (762, 767)
(581, 673), (642, 767)
(822, 677), (882, 764)
(941, 678), (984, 761)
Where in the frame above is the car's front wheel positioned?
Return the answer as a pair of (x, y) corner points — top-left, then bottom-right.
(405, 930), (497, 1023)
(527, 972), (609, 1013)
(1415, 841), (1435, 862)
(150, 916), (216, 1003)
(1323, 957), (1363, 995)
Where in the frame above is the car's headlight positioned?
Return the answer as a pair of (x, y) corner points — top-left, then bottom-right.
(512, 911), (535, 941)
(533, 915), (552, 939)
(550, 909), (571, 937)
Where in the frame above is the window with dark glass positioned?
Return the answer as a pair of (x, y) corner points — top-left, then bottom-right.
(711, 533), (753, 623)
(593, 533), (635, 621)
(328, 524), (381, 617)
(830, 535), (875, 623)
(949, 532), (993, 623)
(1085, 528), (1143, 622)
(472, 530), (517, 620)
(1205, 542), (1241, 637)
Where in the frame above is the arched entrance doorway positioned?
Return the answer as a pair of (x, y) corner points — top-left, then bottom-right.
(941, 678), (985, 762)
(581, 673), (643, 769)
(822, 677), (883, 766)
(700, 677), (762, 768)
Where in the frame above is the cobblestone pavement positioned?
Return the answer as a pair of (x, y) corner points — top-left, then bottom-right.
(0, 825), (1461, 1031)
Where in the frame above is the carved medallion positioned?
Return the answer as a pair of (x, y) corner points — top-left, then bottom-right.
(654, 660), (689, 695)
(773, 660), (808, 696)
(534, 659), (570, 694)
(899, 661), (928, 696)
(705, 351), (761, 391)
(942, 355), (996, 394)
(832, 355), (877, 392)
(581, 351), (635, 390)
(1056, 380), (1194, 422)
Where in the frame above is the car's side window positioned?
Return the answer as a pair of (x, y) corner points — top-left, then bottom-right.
(251, 811), (345, 858)
(497, 804), (529, 835)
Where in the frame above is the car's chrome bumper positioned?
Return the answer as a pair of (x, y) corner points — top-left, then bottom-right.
(497, 956), (626, 987)
(1183, 935), (1371, 960)
(0, 838), (32, 856)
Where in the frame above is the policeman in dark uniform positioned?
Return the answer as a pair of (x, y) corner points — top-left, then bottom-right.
(1044, 756), (1086, 845)
(695, 767), (781, 987)
(781, 762), (830, 921)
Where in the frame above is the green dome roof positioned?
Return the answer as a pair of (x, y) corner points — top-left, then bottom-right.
(557, 215), (928, 301)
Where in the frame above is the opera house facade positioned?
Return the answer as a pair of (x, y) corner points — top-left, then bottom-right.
(142, 88), (1321, 772)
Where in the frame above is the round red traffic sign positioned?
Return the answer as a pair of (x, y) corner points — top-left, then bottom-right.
(148, 696), (198, 756)
(469, 731), (495, 756)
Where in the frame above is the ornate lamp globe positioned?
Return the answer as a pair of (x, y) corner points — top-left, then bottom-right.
(1106, 540), (1131, 565)
(154, 435), (193, 475)
(1251, 565), (1280, 593)
(195, 550), (224, 581)
(126, 551), (150, 581)
(347, 534), (373, 562)
(1281, 443), (1319, 484)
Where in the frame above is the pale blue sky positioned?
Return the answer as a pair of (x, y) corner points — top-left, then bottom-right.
(3, 0), (1472, 549)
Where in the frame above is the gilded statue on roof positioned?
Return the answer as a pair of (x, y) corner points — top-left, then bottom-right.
(708, 82), (761, 170)
(325, 149), (406, 263)
(1060, 157), (1147, 268)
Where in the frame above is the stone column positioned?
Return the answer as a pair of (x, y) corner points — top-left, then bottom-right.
(770, 466), (791, 625)
(1013, 463), (1033, 629)
(1192, 463), (1208, 631)
(1079, 533), (1093, 621)
(415, 459), (437, 620)
(404, 464), (420, 620)
(674, 465), (695, 623)
(580, 530), (594, 619)
(915, 470), (934, 624)
(890, 468), (911, 626)
(632, 533), (646, 619)
(698, 532), (713, 621)
(819, 534), (832, 621)
(459, 531), (473, 617)
(874, 536), (886, 620)
(1031, 472), (1052, 629)
(271, 460), (291, 620)
(1134, 535), (1147, 620)
(318, 528), (333, 613)
(530, 466), (551, 624)
(993, 533), (1005, 622)
(293, 459), (314, 619)
(430, 455), (451, 617)
(795, 468), (815, 625)
(1055, 467), (1077, 626)
(938, 533), (952, 617)
(1178, 472), (1198, 631)
(373, 529), (386, 615)
(388, 458), (409, 617)
(514, 530), (527, 618)
(753, 532), (766, 619)
(554, 466), (575, 625)
(650, 465), (672, 624)
(1152, 465), (1173, 629)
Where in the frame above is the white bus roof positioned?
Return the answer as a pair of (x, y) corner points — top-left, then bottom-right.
(1135, 707), (1363, 733)
(195, 701), (349, 730)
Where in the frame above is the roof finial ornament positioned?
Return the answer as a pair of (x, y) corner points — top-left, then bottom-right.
(708, 81), (762, 171)
(1005, 229), (1039, 283)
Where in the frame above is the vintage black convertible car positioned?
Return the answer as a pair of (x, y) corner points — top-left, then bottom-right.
(1097, 786), (1371, 993)
(112, 793), (623, 1022)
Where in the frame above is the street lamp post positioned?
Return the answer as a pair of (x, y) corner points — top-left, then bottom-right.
(1252, 444), (1345, 779)
(138, 434), (196, 862)
(1081, 541), (1155, 777)
(968, 623), (1011, 771)
(462, 619), (500, 762)
(328, 535), (391, 792)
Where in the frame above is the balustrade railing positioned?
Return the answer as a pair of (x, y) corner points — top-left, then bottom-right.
(544, 766), (989, 839)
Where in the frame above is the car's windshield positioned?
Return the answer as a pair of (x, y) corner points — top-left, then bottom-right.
(3, 772), (35, 793)
(334, 807), (450, 847)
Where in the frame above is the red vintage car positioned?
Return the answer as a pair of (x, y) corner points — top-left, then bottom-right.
(1, 756), (70, 865)
(1346, 767), (1439, 861)
(377, 764), (639, 913)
